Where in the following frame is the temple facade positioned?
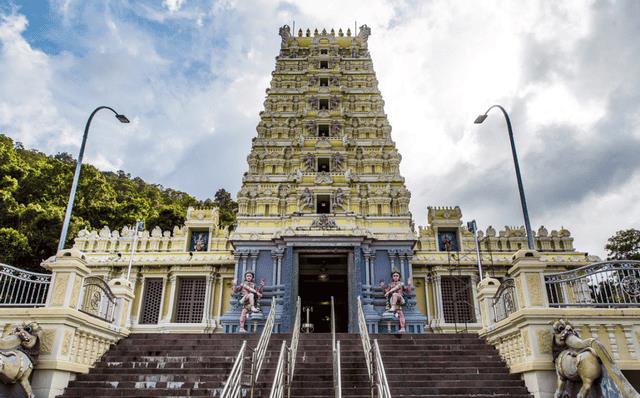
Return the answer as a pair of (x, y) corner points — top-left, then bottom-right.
(68, 25), (595, 335)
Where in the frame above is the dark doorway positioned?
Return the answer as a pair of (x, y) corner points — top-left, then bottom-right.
(298, 253), (349, 332)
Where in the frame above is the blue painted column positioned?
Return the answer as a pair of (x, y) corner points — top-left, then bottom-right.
(350, 246), (363, 333)
(280, 246), (295, 332)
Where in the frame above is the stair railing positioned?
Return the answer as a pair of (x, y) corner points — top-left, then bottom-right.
(287, 296), (302, 397)
(357, 296), (392, 398)
(268, 296), (301, 398)
(220, 340), (247, 398)
(372, 340), (392, 398)
(250, 296), (278, 397)
(331, 296), (342, 398)
(268, 340), (288, 398)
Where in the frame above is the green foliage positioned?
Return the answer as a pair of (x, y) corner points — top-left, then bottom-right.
(606, 229), (640, 261)
(0, 134), (237, 271)
(0, 228), (31, 265)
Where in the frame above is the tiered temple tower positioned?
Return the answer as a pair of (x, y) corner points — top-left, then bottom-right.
(221, 25), (424, 332)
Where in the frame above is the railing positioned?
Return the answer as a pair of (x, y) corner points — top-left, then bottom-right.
(221, 340), (247, 398)
(492, 278), (518, 322)
(0, 264), (51, 307)
(332, 296), (342, 398)
(269, 340), (288, 398)
(372, 340), (392, 398)
(268, 296), (301, 398)
(250, 296), (278, 397)
(79, 276), (116, 322)
(545, 260), (640, 307)
(287, 297), (301, 397)
(357, 296), (391, 398)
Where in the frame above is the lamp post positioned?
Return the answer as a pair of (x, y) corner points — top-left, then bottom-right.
(467, 220), (484, 280)
(474, 105), (534, 250)
(57, 106), (130, 252)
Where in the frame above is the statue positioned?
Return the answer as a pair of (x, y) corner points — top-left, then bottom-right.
(232, 271), (265, 333)
(303, 152), (315, 171)
(332, 152), (345, 171)
(0, 321), (43, 398)
(301, 188), (313, 209)
(278, 25), (291, 47)
(334, 188), (344, 209)
(552, 319), (640, 398)
(380, 271), (412, 333)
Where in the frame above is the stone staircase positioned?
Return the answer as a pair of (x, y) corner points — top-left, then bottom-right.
(290, 333), (370, 397)
(57, 333), (286, 397)
(375, 333), (533, 397)
(57, 332), (531, 397)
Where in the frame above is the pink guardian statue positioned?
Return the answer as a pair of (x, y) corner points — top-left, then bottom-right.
(232, 271), (265, 333)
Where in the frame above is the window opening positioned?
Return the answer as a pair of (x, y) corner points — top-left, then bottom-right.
(318, 158), (330, 172)
(265, 204), (270, 216)
(318, 125), (330, 137)
(377, 204), (382, 216)
(320, 61), (329, 69)
(319, 99), (329, 110)
(174, 277), (206, 323)
(317, 195), (331, 214)
(320, 49), (328, 55)
(320, 78), (329, 87)
(139, 278), (163, 325)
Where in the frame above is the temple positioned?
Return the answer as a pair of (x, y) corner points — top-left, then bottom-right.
(1, 25), (638, 398)
(68, 24), (592, 335)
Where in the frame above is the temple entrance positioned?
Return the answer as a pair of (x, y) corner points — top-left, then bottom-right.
(298, 253), (349, 332)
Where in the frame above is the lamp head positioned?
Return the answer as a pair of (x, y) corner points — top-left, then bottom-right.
(474, 114), (488, 124)
(115, 114), (130, 123)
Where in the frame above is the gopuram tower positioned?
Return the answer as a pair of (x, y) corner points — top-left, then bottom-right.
(221, 25), (426, 333)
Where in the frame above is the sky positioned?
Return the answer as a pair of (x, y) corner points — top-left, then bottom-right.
(1, 0), (639, 259)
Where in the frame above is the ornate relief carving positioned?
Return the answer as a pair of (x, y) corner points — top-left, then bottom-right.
(60, 330), (73, 356)
(537, 329), (552, 354)
(526, 274), (543, 306)
(51, 273), (69, 306)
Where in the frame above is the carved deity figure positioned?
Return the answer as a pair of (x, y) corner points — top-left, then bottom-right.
(303, 152), (315, 171)
(232, 271), (265, 333)
(193, 233), (207, 251)
(0, 322), (42, 398)
(334, 188), (344, 209)
(380, 271), (412, 333)
(301, 188), (313, 209)
(550, 319), (640, 398)
(332, 152), (345, 171)
(278, 25), (291, 46)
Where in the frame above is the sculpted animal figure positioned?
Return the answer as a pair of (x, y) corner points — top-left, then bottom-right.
(0, 322), (42, 398)
(552, 319), (606, 398)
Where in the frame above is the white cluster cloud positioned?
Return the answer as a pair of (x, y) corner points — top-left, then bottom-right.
(1, 0), (638, 258)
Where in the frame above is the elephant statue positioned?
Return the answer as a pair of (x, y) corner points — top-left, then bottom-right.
(0, 322), (42, 398)
(552, 319), (640, 398)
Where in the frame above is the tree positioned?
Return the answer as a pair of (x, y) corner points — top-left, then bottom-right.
(213, 188), (238, 230)
(606, 229), (640, 261)
(0, 228), (31, 267)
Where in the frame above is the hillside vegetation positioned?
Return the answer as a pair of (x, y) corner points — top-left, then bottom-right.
(0, 134), (236, 270)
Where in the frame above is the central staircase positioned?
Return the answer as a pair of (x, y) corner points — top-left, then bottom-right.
(58, 332), (531, 397)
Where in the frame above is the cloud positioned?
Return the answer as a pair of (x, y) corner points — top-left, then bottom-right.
(1, 0), (639, 258)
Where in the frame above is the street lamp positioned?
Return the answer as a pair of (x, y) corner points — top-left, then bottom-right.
(57, 106), (130, 252)
(474, 105), (535, 250)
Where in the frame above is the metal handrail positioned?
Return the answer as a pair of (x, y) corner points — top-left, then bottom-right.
(545, 260), (640, 307)
(287, 297), (302, 397)
(221, 340), (247, 398)
(79, 276), (117, 322)
(0, 263), (51, 307)
(356, 296), (373, 379)
(332, 296), (342, 398)
(357, 296), (392, 398)
(251, 296), (277, 396)
(268, 340), (288, 398)
(492, 278), (518, 322)
(268, 296), (301, 398)
(372, 340), (392, 398)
